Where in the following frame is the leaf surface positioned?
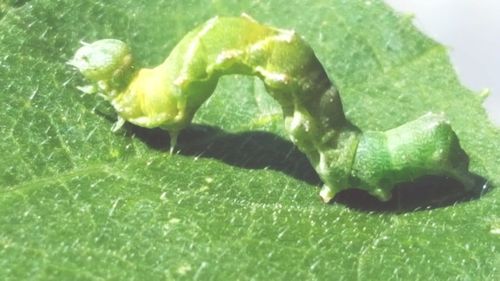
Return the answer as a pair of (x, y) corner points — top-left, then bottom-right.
(1, 0), (499, 280)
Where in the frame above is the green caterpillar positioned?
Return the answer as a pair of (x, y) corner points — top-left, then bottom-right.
(68, 14), (480, 202)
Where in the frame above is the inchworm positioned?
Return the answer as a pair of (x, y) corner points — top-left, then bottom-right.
(68, 14), (480, 202)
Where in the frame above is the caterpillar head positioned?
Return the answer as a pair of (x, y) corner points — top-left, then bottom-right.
(68, 39), (133, 85)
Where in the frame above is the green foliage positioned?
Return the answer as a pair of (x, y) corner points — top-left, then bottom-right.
(1, 0), (499, 280)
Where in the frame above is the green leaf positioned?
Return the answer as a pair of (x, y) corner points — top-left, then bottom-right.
(1, 0), (499, 280)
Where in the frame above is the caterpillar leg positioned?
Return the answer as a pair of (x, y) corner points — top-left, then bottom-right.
(351, 113), (479, 201)
(168, 130), (179, 154)
(76, 84), (98, 95)
(319, 185), (335, 203)
(111, 116), (125, 132)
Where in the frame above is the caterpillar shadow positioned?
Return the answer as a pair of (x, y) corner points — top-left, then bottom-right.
(127, 123), (321, 186)
(125, 123), (489, 213)
(334, 175), (489, 213)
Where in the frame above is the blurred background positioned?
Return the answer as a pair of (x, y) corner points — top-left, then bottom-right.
(385, 0), (500, 125)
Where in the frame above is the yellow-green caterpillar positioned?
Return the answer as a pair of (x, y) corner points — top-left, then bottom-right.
(68, 14), (480, 202)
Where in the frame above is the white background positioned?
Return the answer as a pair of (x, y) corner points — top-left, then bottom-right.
(385, 0), (500, 125)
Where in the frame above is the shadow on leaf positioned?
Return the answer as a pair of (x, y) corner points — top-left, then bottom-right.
(124, 122), (489, 213)
(334, 175), (489, 213)
(127, 123), (322, 186)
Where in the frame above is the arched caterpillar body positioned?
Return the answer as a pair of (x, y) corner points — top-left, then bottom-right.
(68, 14), (479, 202)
